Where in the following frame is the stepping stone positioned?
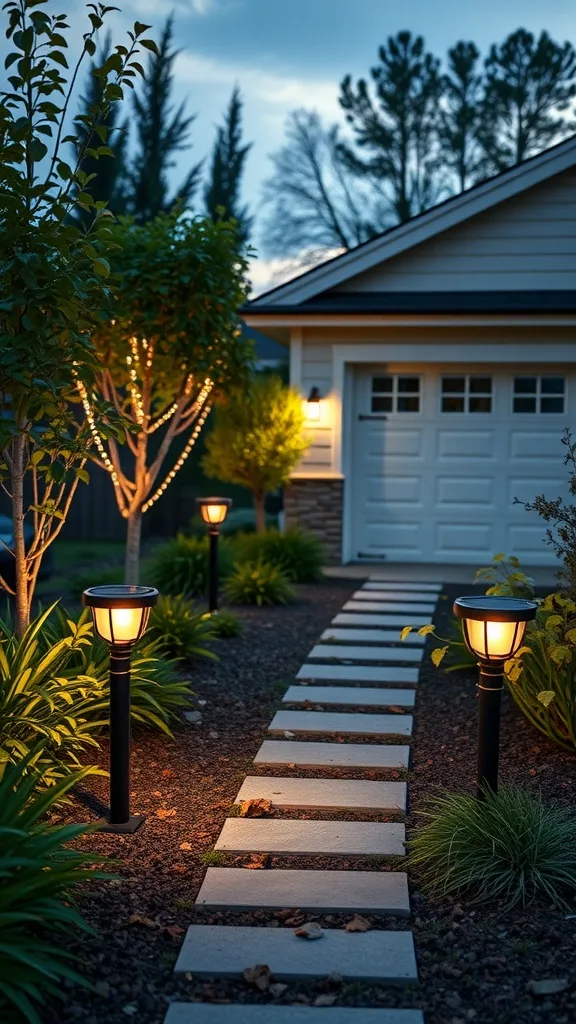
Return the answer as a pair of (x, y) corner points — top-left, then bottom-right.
(344, 600), (435, 613)
(282, 685), (415, 708)
(296, 664), (419, 684)
(173, 923), (417, 982)
(365, 580), (442, 592)
(269, 710), (412, 738)
(235, 775), (407, 811)
(195, 866), (410, 915)
(215, 819), (406, 856)
(322, 627), (425, 645)
(354, 590), (438, 604)
(254, 739), (410, 769)
(334, 613), (431, 627)
(166, 1004), (424, 1024)
(307, 644), (422, 663)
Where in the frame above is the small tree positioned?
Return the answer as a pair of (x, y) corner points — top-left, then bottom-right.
(202, 375), (309, 533)
(88, 212), (251, 583)
(0, 0), (154, 635)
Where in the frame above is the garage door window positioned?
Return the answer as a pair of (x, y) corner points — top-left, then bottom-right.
(513, 376), (565, 414)
(371, 375), (420, 413)
(441, 375), (492, 413)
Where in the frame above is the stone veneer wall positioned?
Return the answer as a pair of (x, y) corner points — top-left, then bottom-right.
(284, 477), (343, 565)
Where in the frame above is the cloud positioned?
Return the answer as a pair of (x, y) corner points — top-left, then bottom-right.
(248, 248), (344, 297)
(124, 0), (217, 17)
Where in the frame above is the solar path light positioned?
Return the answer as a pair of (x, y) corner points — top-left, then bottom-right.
(196, 497), (232, 613)
(454, 595), (537, 799)
(83, 584), (159, 833)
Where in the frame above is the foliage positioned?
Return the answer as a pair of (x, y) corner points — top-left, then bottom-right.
(0, 0), (153, 633)
(69, 564), (123, 602)
(89, 209), (252, 583)
(124, 16), (203, 222)
(439, 42), (485, 191)
(149, 535), (235, 599)
(409, 786), (576, 908)
(518, 428), (576, 600)
(147, 595), (217, 662)
(0, 604), (100, 784)
(224, 559), (294, 606)
(0, 756), (104, 1024)
(204, 86), (252, 244)
(202, 375), (308, 532)
(234, 528), (324, 582)
(209, 609), (243, 638)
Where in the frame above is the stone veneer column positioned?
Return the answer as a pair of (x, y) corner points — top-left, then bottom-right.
(284, 477), (343, 565)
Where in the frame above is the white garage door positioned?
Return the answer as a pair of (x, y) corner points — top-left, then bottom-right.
(351, 366), (573, 565)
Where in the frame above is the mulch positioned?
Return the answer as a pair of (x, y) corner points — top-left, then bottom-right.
(51, 579), (576, 1024)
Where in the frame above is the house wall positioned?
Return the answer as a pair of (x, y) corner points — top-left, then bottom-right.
(335, 167), (576, 293)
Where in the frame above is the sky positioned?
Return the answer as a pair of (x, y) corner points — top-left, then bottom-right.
(16, 1), (576, 290)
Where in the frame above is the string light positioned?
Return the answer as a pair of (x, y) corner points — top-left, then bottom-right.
(75, 376), (123, 496)
(142, 402), (212, 512)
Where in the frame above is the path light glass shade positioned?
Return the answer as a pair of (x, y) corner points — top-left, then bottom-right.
(454, 596), (537, 663)
(83, 585), (159, 645)
(306, 386), (321, 421)
(196, 497), (232, 526)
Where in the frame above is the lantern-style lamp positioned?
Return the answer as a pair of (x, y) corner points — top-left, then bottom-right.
(83, 584), (159, 833)
(306, 386), (321, 421)
(454, 595), (537, 798)
(196, 497), (232, 613)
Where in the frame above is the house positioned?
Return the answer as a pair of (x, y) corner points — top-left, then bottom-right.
(242, 136), (576, 566)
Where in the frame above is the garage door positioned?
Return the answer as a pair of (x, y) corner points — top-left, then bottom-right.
(350, 366), (573, 565)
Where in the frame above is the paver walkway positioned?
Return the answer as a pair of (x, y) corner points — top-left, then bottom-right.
(165, 574), (439, 1024)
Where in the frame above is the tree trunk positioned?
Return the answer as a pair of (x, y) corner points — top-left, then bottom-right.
(253, 491), (266, 534)
(11, 433), (29, 637)
(124, 510), (142, 584)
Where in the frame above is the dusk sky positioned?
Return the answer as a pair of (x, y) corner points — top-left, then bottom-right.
(50, 1), (576, 287)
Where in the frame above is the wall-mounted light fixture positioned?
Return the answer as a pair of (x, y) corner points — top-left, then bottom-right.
(306, 386), (321, 421)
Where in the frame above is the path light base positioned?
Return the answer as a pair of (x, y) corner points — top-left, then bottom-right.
(96, 814), (145, 835)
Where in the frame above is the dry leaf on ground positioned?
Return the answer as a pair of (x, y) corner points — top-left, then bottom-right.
(269, 983), (288, 997)
(156, 808), (177, 819)
(294, 921), (324, 940)
(239, 798), (272, 818)
(244, 853), (271, 870)
(313, 995), (337, 1006)
(127, 913), (159, 929)
(243, 964), (272, 991)
(344, 914), (371, 932)
(179, 842), (193, 851)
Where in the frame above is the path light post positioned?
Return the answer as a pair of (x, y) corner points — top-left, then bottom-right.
(454, 596), (537, 799)
(196, 497), (232, 613)
(83, 584), (159, 833)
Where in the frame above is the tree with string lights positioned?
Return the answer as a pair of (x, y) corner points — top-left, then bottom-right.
(84, 211), (251, 583)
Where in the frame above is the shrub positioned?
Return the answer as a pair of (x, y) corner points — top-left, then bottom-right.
(149, 535), (235, 598)
(0, 605), (99, 783)
(234, 528), (324, 582)
(69, 564), (124, 603)
(409, 786), (576, 908)
(0, 756), (105, 1024)
(210, 609), (243, 638)
(224, 559), (294, 606)
(147, 595), (218, 662)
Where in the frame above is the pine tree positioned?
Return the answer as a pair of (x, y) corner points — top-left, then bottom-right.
(126, 16), (202, 222)
(479, 29), (576, 171)
(339, 31), (442, 223)
(204, 87), (252, 244)
(439, 41), (485, 192)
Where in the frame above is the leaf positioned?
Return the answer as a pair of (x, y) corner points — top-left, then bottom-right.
(565, 629), (576, 644)
(344, 914), (371, 932)
(545, 615), (564, 630)
(549, 645), (573, 667)
(140, 39), (159, 54)
(431, 646), (448, 667)
(417, 624), (436, 637)
(294, 921), (324, 940)
(93, 257), (110, 278)
(400, 626), (412, 641)
(29, 138), (48, 162)
(155, 808), (177, 819)
(239, 798), (272, 818)
(537, 690), (556, 708)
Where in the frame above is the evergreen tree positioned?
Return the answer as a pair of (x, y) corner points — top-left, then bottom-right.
(204, 86), (252, 244)
(73, 34), (129, 224)
(439, 41), (486, 192)
(339, 31), (442, 223)
(126, 16), (202, 222)
(479, 29), (576, 171)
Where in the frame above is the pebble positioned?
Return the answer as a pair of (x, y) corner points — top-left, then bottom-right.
(528, 978), (569, 996)
(183, 711), (203, 724)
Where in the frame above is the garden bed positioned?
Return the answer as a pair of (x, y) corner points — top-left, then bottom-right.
(53, 580), (576, 1024)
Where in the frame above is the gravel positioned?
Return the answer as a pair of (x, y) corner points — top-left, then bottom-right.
(50, 579), (576, 1024)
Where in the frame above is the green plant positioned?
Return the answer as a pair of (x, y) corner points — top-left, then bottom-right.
(69, 564), (124, 603)
(201, 850), (225, 866)
(0, 0), (153, 634)
(0, 756), (106, 1024)
(202, 374), (309, 532)
(224, 559), (294, 606)
(210, 609), (243, 638)
(409, 786), (576, 908)
(234, 528), (324, 582)
(147, 595), (218, 661)
(149, 534), (235, 599)
(0, 605), (99, 783)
